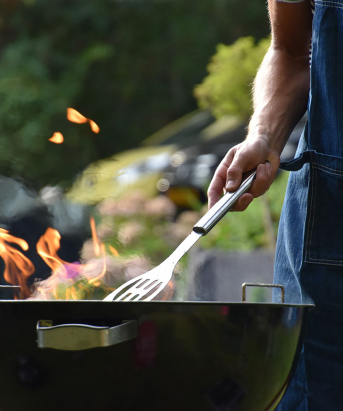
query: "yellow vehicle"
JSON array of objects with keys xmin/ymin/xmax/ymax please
[{"xmin": 66, "ymin": 111, "xmax": 216, "ymax": 205}]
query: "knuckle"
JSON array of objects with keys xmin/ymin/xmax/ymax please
[{"xmin": 226, "ymin": 165, "xmax": 242, "ymax": 177}]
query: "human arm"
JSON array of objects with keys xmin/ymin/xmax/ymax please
[{"xmin": 207, "ymin": 0, "xmax": 313, "ymax": 210}]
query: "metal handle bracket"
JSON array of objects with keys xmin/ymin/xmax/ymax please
[
  {"xmin": 37, "ymin": 320, "xmax": 138, "ymax": 351},
  {"xmin": 242, "ymin": 283, "xmax": 285, "ymax": 303}
]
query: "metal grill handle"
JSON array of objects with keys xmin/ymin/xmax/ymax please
[
  {"xmin": 242, "ymin": 283, "xmax": 285, "ymax": 303},
  {"xmin": 37, "ymin": 320, "xmax": 138, "ymax": 351}
]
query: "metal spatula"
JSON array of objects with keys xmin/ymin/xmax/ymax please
[{"xmin": 103, "ymin": 170, "xmax": 256, "ymax": 302}]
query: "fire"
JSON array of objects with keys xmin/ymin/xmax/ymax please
[
  {"xmin": 35, "ymin": 222, "xmax": 107, "ymax": 296},
  {"xmin": 90, "ymin": 217, "xmax": 101, "ymax": 257},
  {"xmin": 36, "ymin": 227, "xmax": 68, "ymax": 275},
  {"xmin": 49, "ymin": 132, "xmax": 64, "ymax": 144},
  {"xmin": 67, "ymin": 108, "xmax": 100, "ymax": 133},
  {"xmin": 88, "ymin": 119, "xmax": 100, "ymax": 134},
  {"xmin": 161, "ymin": 281, "xmax": 174, "ymax": 301},
  {"xmin": 109, "ymin": 245, "xmax": 119, "ymax": 257},
  {"xmin": 0, "ymin": 218, "xmax": 175, "ymax": 302},
  {"xmin": 48, "ymin": 109, "xmax": 99, "ymax": 146},
  {"xmin": 88, "ymin": 216, "xmax": 106, "ymax": 284},
  {"xmin": 0, "ymin": 228, "xmax": 35, "ymax": 298},
  {"xmin": 36, "ymin": 228, "xmax": 79, "ymax": 299},
  {"xmin": 67, "ymin": 108, "xmax": 88, "ymax": 124}
]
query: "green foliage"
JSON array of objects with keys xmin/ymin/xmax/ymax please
[
  {"xmin": 104, "ymin": 215, "xmax": 176, "ymax": 264},
  {"xmin": 200, "ymin": 193, "xmax": 266, "ymax": 251},
  {"xmin": 194, "ymin": 36, "xmax": 270, "ymax": 121},
  {"xmin": 0, "ymin": 0, "xmax": 269, "ymax": 188}
]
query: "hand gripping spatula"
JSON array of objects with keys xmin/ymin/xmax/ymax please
[{"xmin": 104, "ymin": 170, "xmax": 256, "ymax": 302}]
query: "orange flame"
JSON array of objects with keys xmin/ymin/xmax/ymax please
[
  {"xmin": 0, "ymin": 228, "xmax": 35, "ymax": 298},
  {"xmin": 88, "ymin": 119, "xmax": 100, "ymax": 134},
  {"xmin": 109, "ymin": 245, "xmax": 119, "ymax": 257},
  {"xmin": 67, "ymin": 108, "xmax": 88, "ymax": 124},
  {"xmin": 36, "ymin": 228, "xmax": 84, "ymax": 299},
  {"xmin": 1, "ymin": 213, "xmax": 177, "ymax": 302},
  {"xmin": 0, "ymin": 216, "xmax": 115, "ymax": 300},
  {"xmin": 88, "ymin": 217, "xmax": 106, "ymax": 284},
  {"xmin": 67, "ymin": 108, "xmax": 100, "ymax": 133},
  {"xmin": 35, "ymin": 220, "xmax": 107, "ymax": 297},
  {"xmin": 161, "ymin": 281, "xmax": 174, "ymax": 301},
  {"xmin": 49, "ymin": 132, "xmax": 64, "ymax": 144},
  {"xmin": 90, "ymin": 217, "xmax": 101, "ymax": 257},
  {"xmin": 36, "ymin": 227, "xmax": 67, "ymax": 274},
  {"xmin": 87, "ymin": 241, "xmax": 107, "ymax": 285}
]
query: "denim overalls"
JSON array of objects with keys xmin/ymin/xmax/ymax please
[{"xmin": 274, "ymin": 1, "xmax": 343, "ymax": 410}]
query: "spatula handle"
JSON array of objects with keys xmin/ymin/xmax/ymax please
[{"xmin": 193, "ymin": 169, "xmax": 256, "ymax": 235}]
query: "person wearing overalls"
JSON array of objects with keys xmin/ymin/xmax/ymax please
[{"xmin": 208, "ymin": 0, "xmax": 343, "ymax": 409}]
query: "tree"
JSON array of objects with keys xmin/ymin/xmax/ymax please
[
  {"xmin": 0, "ymin": 0, "xmax": 269, "ymax": 188},
  {"xmin": 194, "ymin": 36, "xmax": 270, "ymax": 121}
]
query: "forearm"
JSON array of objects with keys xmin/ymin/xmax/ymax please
[
  {"xmin": 207, "ymin": 0, "xmax": 312, "ymax": 209},
  {"xmin": 248, "ymin": 45, "xmax": 310, "ymax": 155},
  {"xmin": 208, "ymin": 47, "xmax": 310, "ymax": 209}
]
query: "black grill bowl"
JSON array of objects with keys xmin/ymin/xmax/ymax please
[{"xmin": 0, "ymin": 300, "xmax": 312, "ymax": 411}]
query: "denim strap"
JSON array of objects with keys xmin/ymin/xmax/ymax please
[{"xmin": 280, "ymin": 150, "xmax": 312, "ymax": 171}]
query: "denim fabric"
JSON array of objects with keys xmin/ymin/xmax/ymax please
[
  {"xmin": 274, "ymin": 1, "xmax": 343, "ymax": 410},
  {"xmin": 275, "ymin": 350, "xmax": 308, "ymax": 411}
]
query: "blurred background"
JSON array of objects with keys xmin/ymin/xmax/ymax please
[{"xmin": 0, "ymin": 0, "xmax": 303, "ymax": 301}]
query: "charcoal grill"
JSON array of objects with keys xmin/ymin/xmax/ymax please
[{"xmin": 0, "ymin": 283, "xmax": 312, "ymax": 411}]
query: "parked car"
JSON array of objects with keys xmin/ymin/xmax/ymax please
[
  {"xmin": 66, "ymin": 110, "xmax": 216, "ymax": 205},
  {"xmin": 158, "ymin": 116, "xmax": 306, "ymax": 208}
]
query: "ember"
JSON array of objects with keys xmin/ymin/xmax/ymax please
[
  {"xmin": 67, "ymin": 108, "xmax": 100, "ymax": 133},
  {"xmin": 88, "ymin": 119, "xmax": 100, "ymax": 134},
  {"xmin": 49, "ymin": 132, "xmax": 64, "ymax": 144}
]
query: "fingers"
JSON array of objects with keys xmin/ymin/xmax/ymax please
[
  {"xmin": 225, "ymin": 156, "xmax": 252, "ymax": 192},
  {"xmin": 208, "ymin": 189, "xmax": 221, "ymax": 210},
  {"xmin": 230, "ymin": 163, "xmax": 272, "ymax": 211},
  {"xmin": 208, "ymin": 150, "xmax": 235, "ymax": 209},
  {"xmin": 208, "ymin": 139, "xmax": 281, "ymax": 211},
  {"xmin": 230, "ymin": 193, "xmax": 254, "ymax": 212},
  {"xmin": 249, "ymin": 162, "xmax": 273, "ymax": 197}
]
